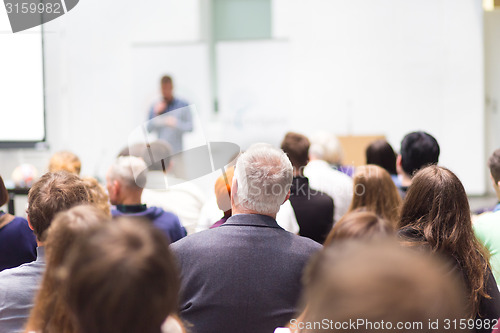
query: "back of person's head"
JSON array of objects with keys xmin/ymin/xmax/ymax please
[
  {"xmin": 0, "ymin": 175, "xmax": 8, "ymax": 208},
  {"xmin": 365, "ymin": 139, "xmax": 397, "ymax": 175},
  {"xmin": 26, "ymin": 205, "xmax": 110, "ymax": 333},
  {"xmin": 488, "ymin": 148, "xmax": 500, "ymax": 186},
  {"xmin": 298, "ymin": 239, "xmax": 468, "ymax": 333},
  {"xmin": 348, "ymin": 165, "xmax": 401, "ymax": 227},
  {"xmin": 82, "ymin": 177, "xmax": 111, "ymax": 218},
  {"xmin": 62, "ymin": 218, "xmax": 179, "ymax": 333},
  {"xmin": 107, "ymin": 156, "xmax": 147, "ymax": 190},
  {"xmin": 48, "ymin": 151, "xmax": 81, "ymax": 175},
  {"xmin": 309, "ymin": 131, "xmax": 343, "ymax": 165},
  {"xmin": 233, "ymin": 143, "xmax": 293, "ymax": 215},
  {"xmin": 46, "ymin": 205, "xmax": 110, "ymax": 267},
  {"xmin": 399, "ymin": 165, "xmax": 473, "ymax": 246},
  {"xmin": 140, "ymin": 140, "xmax": 173, "ymax": 172},
  {"xmin": 399, "ymin": 131, "xmax": 440, "ymax": 177},
  {"xmin": 215, "ymin": 166, "xmax": 235, "ymax": 213},
  {"xmin": 323, "ymin": 209, "xmax": 393, "ymax": 246},
  {"xmin": 281, "ymin": 132, "xmax": 310, "ymax": 170},
  {"xmin": 398, "ymin": 165, "xmax": 489, "ymax": 318},
  {"xmin": 27, "ymin": 171, "xmax": 90, "ymax": 242}
]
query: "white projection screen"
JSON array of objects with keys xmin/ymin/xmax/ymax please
[{"xmin": 0, "ymin": 9, "xmax": 45, "ymax": 147}]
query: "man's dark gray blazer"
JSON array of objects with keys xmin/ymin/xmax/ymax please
[{"xmin": 170, "ymin": 213, "xmax": 322, "ymax": 333}]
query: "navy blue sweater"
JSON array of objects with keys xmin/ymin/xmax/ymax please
[
  {"xmin": 111, "ymin": 204, "xmax": 186, "ymax": 243},
  {"xmin": 0, "ymin": 213, "xmax": 37, "ymax": 272}
]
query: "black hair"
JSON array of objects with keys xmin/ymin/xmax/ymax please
[
  {"xmin": 400, "ymin": 131, "xmax": 440, "ymax": 177},
  {"xmin": 366, "ymin": 139, "xmax": 397, "ymax": 175}
]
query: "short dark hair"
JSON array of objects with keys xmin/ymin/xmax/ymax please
[
  {"xmin": 366, "ymin": 139, "xmax": 397, "ymax": 175},
  {"xmin": 27, "ymin": 172, "xmax": 90, "ymax": 242},
  {"xmin": 63, "ymin": 218, "xmax": 179, "ymax": 333},
  {"xmin": 161, "ymin": 75, "xmax": 173, "ymax": 86},
  {"xmin": 488, "ymin": 148, "xmax": 500, "ymax": 184},
  {"xmin": 281, "ymin": 132, "xmax": 310, "ymax": 168},
  {"xmin": 400, "ymin": 131, "xmax": 440, "ymax": 177},
  {"xmin": 0, "ymin": 176, "xmax": 9, "ymax": 207}
]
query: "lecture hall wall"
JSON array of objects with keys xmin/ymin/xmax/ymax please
[{"xmin": 0, "ymin": 0, "xmax": 495, "ymax": 196}]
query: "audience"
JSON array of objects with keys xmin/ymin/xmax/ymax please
[
  {"xmin": 210, "ymin": 166, "xmax": 234, "ymax": 229},
  {"xmin": 323, "ymin": 209, "xmax": 393, "ymax": 246},
  {"xmin": 474, "ymin": 148, "xmax": 500, "ymax": 285},
  {"xmin": 24, "ymin": 205, "xmax": 110, "ymax": 333},
  {"xmin": 281, "ymin": 132, "xmax": 334, "ymax": 244},
  {"xmin": 137, "ymin": 140, "xmax": 206, "ymax": 235},
  {"xmin": 106, "ymin": 156, "xmax": 186, "ymax": 243},
  {"xmin": 1, "ymin": 133, "xmax": 495, "ymax": 333},
  {"xmin": 276, "ymin": 239, "xmax": 468, "ymax": 333},
  {"xmin": 305, "ymin": 133, "xmax": 353, "ymax": 223},
  {"xmin": 61, "ymin": 217, "xmax": 183, "ymax": 333},
  {"xmin": 171, "ymin": 143, "xmax": 322, "ymax": 333},
  {"xmin": 0, "ymin": 172, "xmax": 90, "ymax": 333},
  {"xmin": 398, "ymin": 166, "xmax": 500, "ymax": 332},
  {"xmin": 396, "ymin": 131, "xmax": 440, "ymax": 197},
  {"xmin": 365, "ymin": 139, "xmax": 399, "ymax": 185},
  {"xmin": 347, "ymin": 165, "xmax": 402, "ymax": 228},
  {"xmin": 48, "ymin": 151, "xmax": 81, "ymax": 175},
  {"xmin": 0, "ymin": 175, "xmax": 37, "ymax": 272}
]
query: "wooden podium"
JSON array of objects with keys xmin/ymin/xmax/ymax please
[{"xmin": 337, "ymin": 135, "xmax": 386, "ymax": 167}]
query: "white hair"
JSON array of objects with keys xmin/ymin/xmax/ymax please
[
  {"xmin": 107, "ymin": 156, "xmax": 147, "ymax": 189},
  {"xmin": 309, "ymin": 131, "xmax": 343, "ymax": 165},
  {"xmin": 234, "ymin": 143, "xmax": 293, "ymax": 215}
]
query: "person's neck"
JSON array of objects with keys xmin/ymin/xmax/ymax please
[
  {"xmin": 495, "ymin": 187, "xmax": 500, "ymax": 203},
  {"xmin": 293, "ymin": 167, "xmax": 305, "ymax": 177},
  {"xmin": 400, "ymin": 173, "xmax": 412, "ymax": 187},
  {"xmin": 232, "ymin": 207, "xmax": 277, "ymax": 220},
  {"xmin": 119, "ymin": 194, "xmax": 143, "ymax": 206},
  {"xmin": 164, "ymin": 96, "xmax": 174, "ymax": 103}
]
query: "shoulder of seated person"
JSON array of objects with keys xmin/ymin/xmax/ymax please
[{"xmin": 474, "ymin": 211, "xmax": 500, "ymax": 224}]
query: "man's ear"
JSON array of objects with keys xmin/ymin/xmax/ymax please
[
  {"xmin": 396, "ymin": 154, "xmax": 402, "ymax": 167},
  {"xmin": 396, "ymin": 154, "xmax": 404, "ymax": 175},
  {"xmin": 27, "ymin": 215, "xmax": 34, "ymax": 231},
  {"xmin": 282, "ymin": 190, "xmax": 291, "ymax": 204},
  {"xmin": 230, "ymin": 178, "xmax": 238, "ymax": 207},
  {"xmin": 113, "ymin": 180, "xmax": 121, "ymax": 196}
]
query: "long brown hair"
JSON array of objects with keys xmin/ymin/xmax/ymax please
[
  {"xmin": 25, "ymin": 205, "xmax": 110, "ymax": 333},
  {"xmin": 398, "ymin": 165, "xmax": 490, "ymax": 318},
  {"xmin": 348, "ymin": 165, "xmax": 402, "ymax": 228}
]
